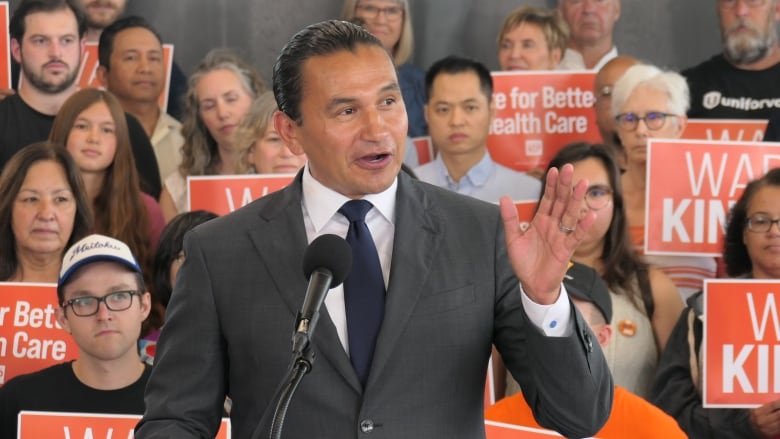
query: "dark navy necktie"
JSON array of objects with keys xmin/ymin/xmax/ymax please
[{"xmin": 339, "ymin": 200, "xmax": 386, "ymax": 386}]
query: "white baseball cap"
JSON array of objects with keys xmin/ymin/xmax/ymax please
[{"xmin": 59, "ymin": 234, "xmax": 141, "ymax": 288}]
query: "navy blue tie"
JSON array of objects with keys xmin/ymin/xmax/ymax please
[{"xmin": 339, "ymin": 200, "xmax": 385, "ymax": 386}]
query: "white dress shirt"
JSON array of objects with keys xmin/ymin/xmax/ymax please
[{"xmin": 299, "ymin": 164, "xmax": 572, "ymax": 354}]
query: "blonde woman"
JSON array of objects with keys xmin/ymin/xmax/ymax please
[
  {"xmin": 234, "ymin": 91, "xmax": 307, "ymax": 174},
  {"xmin": 159, "ymin": 49, "xmax": 265, "ymax": 221}
]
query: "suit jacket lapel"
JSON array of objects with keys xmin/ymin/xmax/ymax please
[
  {"xmin": 247, "ymin": 173, "xmax": 362, "ymax": 393},
  {"xmin": 367, "ymin": 174, "xmax": 442, "ymax": 388}
]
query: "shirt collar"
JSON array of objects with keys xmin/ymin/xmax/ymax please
[
  {"xmin": 436, "ymin": 151, "xmax": 494, "ymax": 188},
  {"xmin": 301, "ymin": 163, "xmax": 397, "ymax": 232}
]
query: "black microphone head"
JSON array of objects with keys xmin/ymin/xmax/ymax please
[{"xmin": 302, "ymin": 234, "xmax": 352, "ymax": 287}]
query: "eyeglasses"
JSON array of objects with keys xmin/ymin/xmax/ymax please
[
  {"xmin": 585, "ymin": 185, "xmax": 613, "ymax": 211},
  {"xmin": 745, "ymin": 214, "xmax": 780, "ymax": 233},
  {"xmin": 614, "ymin": 112, "xmax": 676, "ymax": 131},
  {"xmin": 355, "ymin": 4, "xmax": 404, "ymax": 22},
  {"xmin": 62, "ymin": 290, "xmax": 140, "ymax": 317},
  {"xmin": 719, "ymin": 0, "xmax": 766, "ymax": 9}
]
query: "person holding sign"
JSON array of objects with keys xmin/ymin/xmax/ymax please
[
  {"xmin": 48, "ymin": 88, "xmax": 165, "ymax": 302},
  {"xmin": 136, "ymin": 20, "xmax": 612, "ymax": 439},
  {"xmin": 0, "ymin": 0, "xmax": 163, "ymax": 199},
  {"xmin": 97, "ymin": 15, "xmax": 185, "ymax": 182},
  {"xmin": 0, "ymin": 142, "xmax": 92, "ymax": 282},
  {"xmin": 414, "ymin": 55, "xmax": 542, "ymax": 203},
  {"xmin": 234, "ymin": 90, "xmax": 307, "ymax": 175},
  {"xmin": 652, "ymin": 168, "xmax": 780, "ymax": 438},
  {"xmin": 76, "ymin": 0, "xmax": 188, "ymax": 121},
  {"xmin": 487, "ymin": 261, "xmax": 687, "ymax": 439},
  {"xmin": 158, "ymin": 48, "xmax": 265, "ymax": 222},
  {"xmin": 496, "ymin": 6, "xmax": 568, "ymax": 72},
  {"xmin": 0, "ymin": 233, "xmax": 152, "ymax": 439},
  {"xmin": 543, "ymin": 142, "xmax": 681, "ymax": 399},
  {"xmin": 613, "ymin": 63, "xmax": 718, "ymax": 300}
]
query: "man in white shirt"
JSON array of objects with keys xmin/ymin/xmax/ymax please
[
  {"xmin": 557, "ymin": 0, "xmax": 621, "ymax": 71},
  {"xmin": 415, "ymin": 55, "xmax": 541, "ymax": 203},
  {"xmin": 136, "ymin": 20, "xmax": 612, "ymax": 439},
  {"xmin": 97, "ymin": 16, "xmax": 184, "ymax": 180}
]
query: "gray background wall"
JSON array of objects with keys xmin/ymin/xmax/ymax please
[{"xmin": 8, "ymin": 0, "xmax": 725, "ymax": 83}]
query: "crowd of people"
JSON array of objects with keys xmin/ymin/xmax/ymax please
[{"xmin": 0, "ymin": 0, "xmax": 779, "ymax": 438}]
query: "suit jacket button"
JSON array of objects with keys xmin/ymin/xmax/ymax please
[{"xmin": 360, "ymin": 419, "xmax": 374, "ymax": 433}]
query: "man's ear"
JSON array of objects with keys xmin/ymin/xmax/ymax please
[
  {"xmin": 595, "ymin": 323, "xmax": 613, "ymax": 348},
  {"xmin": 139, "ymin": 291, "xmax": 152, "ymax": 320},
  {"xmin": 274, "ymin": 110, "xmax": 305, "ymax": 156},
  {"xmin": 96, "ymin": 65, "xmax": 109, "ymax": 88},
  {"xmin": 55, "ymin": 307, "xmax": 71, "ymax": 334},
  {"xmin": 11, "ymin": 38, "xmax": 21, "ymax": 64}
]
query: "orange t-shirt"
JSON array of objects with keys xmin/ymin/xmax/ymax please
[{"xmin": 485, "ymin": 386, "xmax": 686, "ymax": 439}]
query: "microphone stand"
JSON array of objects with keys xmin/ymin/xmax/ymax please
[
  {"xmin": 269, "ymin": 339, "xmax": 315, "ymax": 439},
  {"xmin": 265, "ymin": 270, "xmax": 329, "ymax": 439}
]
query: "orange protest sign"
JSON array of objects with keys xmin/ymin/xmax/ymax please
[
  {"xmin": 488, "ymin": 71, "xmax": 601, "ymax": 173},
  {"xmin": 187, "ymin": 174, "xmax": 296, "ymax": 216},
  {"xmin": 76, "ymin": 42, "xmax": 175, "ymax": 111},
  {"xmin": 703, "ymin": 280, "xmax": 780, "ymax": 407},
  {"xmin": 18, "ymin": 411, "xmax": 232, "ymax": 438},
  {"xmin": 682, "ymin": 119, "xmax": 767, "ymax": 143},
  {"xmin": 0, "ymin": 2, "xmax": 10, "ymax": 89},
  {"xmin": 485, "ymin": 420, "xmax": 565, "ymax": 438},
  {"xmin": 645, "ymin": 139, "xmax": 780, "ymax": 256},
  {"xmin": 411, "ymin": 136, "xmax": 434, "ymax": 165},
  {"xmin": 0, "ymin": 283, "xmax": 78, "ymax": 386}
]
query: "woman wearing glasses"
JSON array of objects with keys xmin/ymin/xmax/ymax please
[
  {"xmin": 542, "ymin": 142, "xmax": 682, "ymax": 399},
  {"xmin": 653, "ymin": 168, "xmax": 780, "ymax": 438},
  {"xmin": 612, "ymin": 63, "xmax": 717, "ymax": 301},
  {"xmin": 341, "ymin": 0, "xmax": 427, "ymax": 138}
]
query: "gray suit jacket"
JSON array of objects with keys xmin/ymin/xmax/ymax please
[{"xmin": 136, "ymin": 171, "xmax": 612, "ymax": 439}]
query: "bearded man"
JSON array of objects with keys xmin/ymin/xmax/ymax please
[{"xmin": 683, "ymin": 0, "xmax": 780, "ymax": 119}]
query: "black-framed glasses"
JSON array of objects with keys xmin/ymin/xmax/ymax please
[
  {"xmin": 355, "ymin": 4, "xmax": 404, "ymax": 22},
  {"xmin": 585, "ymin": 185, "xmax": 613, "ymax": 211},
  {"xmin": 62, "ymin": 290, "xmax": 140, "ymax": 317},
  {"xmin": 614, "ymin": 112, "xmax": 676, "ymax": 131},
  {"xmin": 745, "ymin": 214, "xmax": 780, "ymax": 233}
]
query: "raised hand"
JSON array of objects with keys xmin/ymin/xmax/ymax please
[{"xmin": 499, "ymin": 164, "xmax": 595, "ymax": 304}]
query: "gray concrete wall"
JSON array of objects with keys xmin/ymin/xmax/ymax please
[{"xmin": 8, "ymin": 0, "xmax": 726, "ymax": 82}]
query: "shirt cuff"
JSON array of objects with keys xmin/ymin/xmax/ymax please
[{"xmin": 520, "ymin": 283, "xmax": 572, "ymax": 337}]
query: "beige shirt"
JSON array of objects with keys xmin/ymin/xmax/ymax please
[{"xmin": 150, "ymin": 110, "xmax": 184, "ymax": 181}]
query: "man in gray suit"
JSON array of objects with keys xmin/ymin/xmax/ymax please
[{"xmin": 136, "ymin": 20, "xmax": 612, "ymax": 439}]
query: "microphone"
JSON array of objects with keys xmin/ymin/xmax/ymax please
[{"xmin": 293, "ymin": 234, "xmax": 352, "ymax": 354}]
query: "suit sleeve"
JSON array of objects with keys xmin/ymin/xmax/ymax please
[
  {"xmin": 135, "ymin": 230, "xmax": 226, "ymax": 438},
  {"xmin": 492, "ymin": 215, "xmax": 613, "ymax": 438},
  {"xmin": 651, "ymin": 308, "xmax": 760, "ymax": 439}
]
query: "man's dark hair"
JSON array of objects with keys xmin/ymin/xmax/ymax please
[
  {"xmin": 425, "ymin": 55, "xmax": 494, "ymax": 103},
  {"xmin": 272, "ymin": 19, "xmax": 386, "ymax": 125},
  {"xmin": 10, "ymin": 0, "xmax": 86, "ymax": 42},
  {"xmin": 99, "ymin": 15, "xmax": 163, "ymax": 71}
]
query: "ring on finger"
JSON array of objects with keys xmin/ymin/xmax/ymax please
[{"xmin": 559, "ymin": 222, "xmax": 576, "ymax": 234}]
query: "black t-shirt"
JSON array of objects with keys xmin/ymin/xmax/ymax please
[
  {"xmin": 0, "ymin": 94, "xmax": 162, "ymax": 198},
  {"xmin": 683, "ymin": 54, "xmax": 780, "ymax": 120},
  {"xmin": 0, "ymin": 361, "xmax": 151, "ymax": 439}
]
